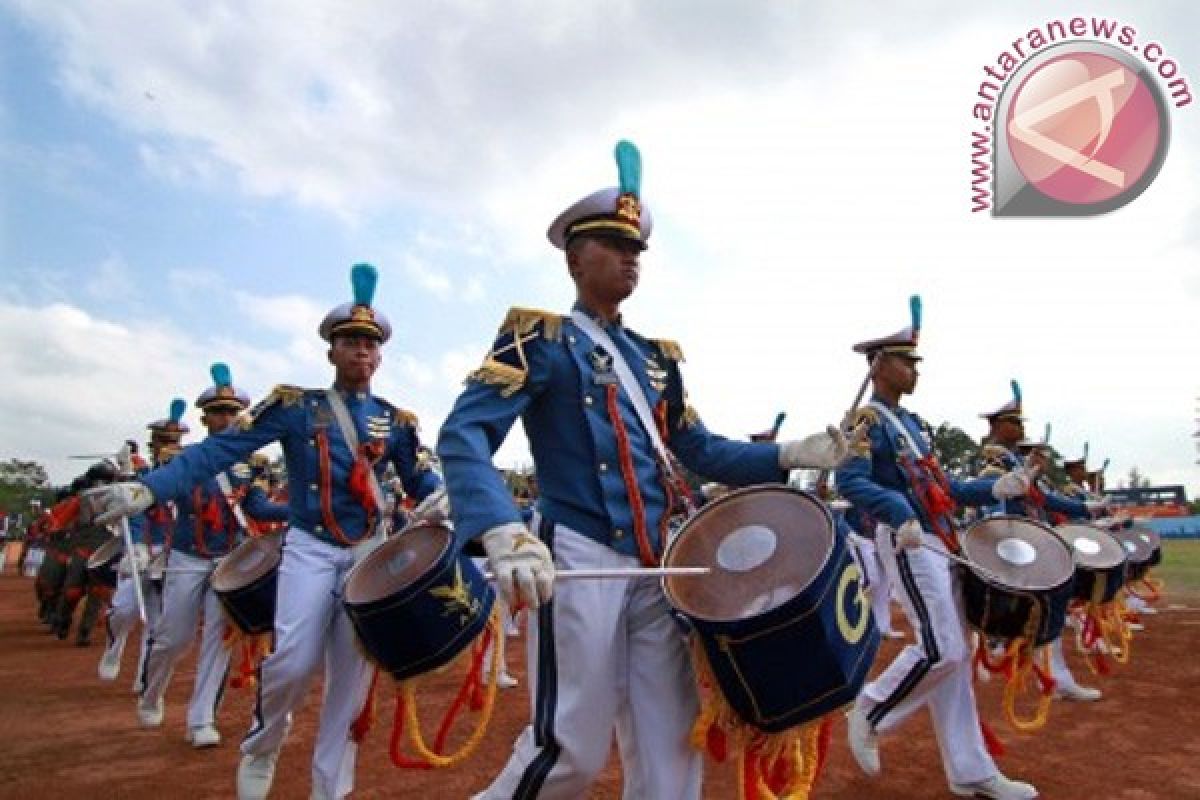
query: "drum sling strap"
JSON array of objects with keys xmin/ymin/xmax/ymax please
[
  {"xmin": 215, "ymin": 472, "xmax": 250, "ymax": 534},
  {"xmin": 571, "ymin": 311, "xmax": 694, "ymax": 562},
  {"xmin": 867, "ymin": 401, "xmax": 959, "ymax": 554},
  {"xmin": 325, "ymin": 389, "xmax": 390, "ymax": 539}
]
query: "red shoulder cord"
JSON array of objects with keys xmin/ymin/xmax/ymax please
[
  {"xmin": 315, "ymin": 429, "xmax": 378, "ymax": 546},
  {"xmin": 898, "ymin": 453, "xmax": 960, "ymax": 553},
  {"xmin": 605, "ymin": 384, "xmax": 658, "ymax": 567}
]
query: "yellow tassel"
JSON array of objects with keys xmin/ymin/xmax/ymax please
[
  {"xmin": 466, "ymin": 359, "xmax": 528, "ymax": 397},
  {"xmin": 500, "ymin": 307, "xmax": 562, "ymax": 342},
  {"xmin": 399, "ymin": 608, "xmax": 502, "ymax": 768},
  {"xmin": 1001, "ymin": 639, "xmax": 1052, "ymax": 732}
]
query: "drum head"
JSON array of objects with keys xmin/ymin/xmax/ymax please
[
  {"xmin": 212, "ymin": 532, "xmax": 283, "ymax": 592},
  {"xmin": 1113, "ymin": 527, "xmax": 1155, "ymax": 565},
  {"xmin": 663, "ymin": 485, "xmax": 833, "ymax": 623},
  {"xmin": 343, "ymin": 523, "xmax": 451, "ymax": 606},
  {"xmin": 1054, "ymin": 524, "xmax": 1126, "ymax": 570},
  {"xmin": 87, "ymin": 537, "xmax": 123, "ymax": 570},
  {"xmin": 962, "ymin": 516, "xmax": 1074, "ymax": 591}
]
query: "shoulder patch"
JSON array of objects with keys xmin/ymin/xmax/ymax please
[
  {"xmin": 649, "ymin": 338, "xmax": 684, "ymax": 362},
  {"xmin": 239, "ymin": 384, "xmax": 306, "ymax": 430},
  {"xmin": 467, "ymin": 307, "xmax": 563, "ymax": 397}
]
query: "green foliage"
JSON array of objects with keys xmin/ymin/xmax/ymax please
[
  {"xmin": 929, "ymin": 422, "xmax": 980, "ymax": 475},
  {"xmin": 0, "ymin": 459, "xmax": 55, "ymax": 534}
]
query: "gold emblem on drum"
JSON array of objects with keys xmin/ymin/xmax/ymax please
[
  {"xmin": 431, "ymin": 563, "xmax": 481, "ymax": 625},
  {"xmin": 836, "ymin": 563, "xmax": 869, "ymax": 645}
]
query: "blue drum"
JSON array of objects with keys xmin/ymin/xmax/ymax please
[
  {"xmin": 211, "ymin": 532, "xmax": 282, "ymax": 636},
  {"xmin": 663, "ymin": 485, "xmax": 879, "ymax": 734},
  {"xmin": 343, "ymin": 521, "xmax": 495, "ymax": 682},
  {"xmin": 86, "ymin": 537, "xmax": 122, "ymax": 590},
  {"xmin": 959, "ymin": 516, "xmax": 1075, "ymax": 646},
  {"xmin": 1054, "ymin": 523, "xmax": 1127, "ymax": 605}
]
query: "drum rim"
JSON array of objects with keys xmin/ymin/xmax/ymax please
[
  {"xmin": 1112, "ymin": 527, "xmax": 1156, "ymax": 565},
  {"xmin": 342, "ymin": 521, "xmax": 453, "ymax": 607},
  {"xmin": 962, "ymin": 514, "xmax": 1075, "ymax": 592},
  {"xmin": 211, "ymin": 531, "xmax": 284, "ymax": 592},
  {"xmin": 1053, "ymin": 523, "xmax": 1127, "ymax": 571},
  {"xmin": 662, "ymin": 483, "xmax": 835, "ymax": 623}
]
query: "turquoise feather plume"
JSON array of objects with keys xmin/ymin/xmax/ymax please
[
  {"xmin": 909, "ymin": 295, "xmax": 922, "ymax": 332},
  {"xmin": 1083, "ymin": 442, "xmax": 1089, "ymax": 461},
  {"xmin": 1043, "ymin": 422, "xmax": 1051, "ymax": 444},
  {"xmin": 169, "ymin": 397, "xmax": 186, "ymax": 423},
  {"xmin": 1010, "ymin": 379, "xmax": 1022, "ymax": 405},
  {"xmin": 210, "ymin": 362, "xmax": 232, "ymax": 388},
  {"xmin": 771, "ymin": 411, "xmax": 787, "ymax": 437},
  {"xmin": 1101, "ymin": 457, "xmax": 1110, "ymax": 471},
  {"xmin": 351, "ymin": 263, "xmax": 378, "ymax": 307},
  {"xmin": 615, "ymin": 140, "xmax": 641, "ymax": 197}
]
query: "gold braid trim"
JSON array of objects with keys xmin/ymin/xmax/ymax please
[
  {"xmin": 500, "ymin": 307, "xmax": 563, "ymax": 342},
  {"xmin": 467, "ymin": 360, "xmax": 528, "ymax": 398},
  {"xmin": 393, "ymin": 408, "xmax": 419, "ymax": 428},
  {"xmin": 850, "ymin": 407, "xmax": 879, "ymax": 457},
  {"xmin": 651, "ymin": 338, "xmax": 685, "ymax": 362},
  {"xmin": 238, "ymin": 385, "xmax": 305, "ymax": 430},
  {"xmin": 680, "ymin": 404, "xmax": 702, "ymax": 430}
]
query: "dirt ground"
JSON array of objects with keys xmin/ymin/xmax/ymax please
[{"xmin": 0, "ymin": 571, "xmax": 1197, "ymax": 799}]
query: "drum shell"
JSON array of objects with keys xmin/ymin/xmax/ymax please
[
  {"xmin": 667, "ymin": 489, "xmax": 879, "ymax": 734},
  {"xmin": 215, "ymin": 569, "xmax": 278, "ymax": 636},
  {"xmin": 212, "ymin": 533, "xmax": 283, "ymax": 636},
  {"xmin": 86, "ymin": 539, "xmax": 122, "ymax": 590},
  {"xmin": 1112, "ymin": 528, "xmax": 1158, "ymax": 582},
  {"xmin": 343, "ymin": 529, "xmax": 495, "ymax": 682},
  {"xmin": 1072, "ymin": 562, "xmax": 1127, "ymax": 605}
]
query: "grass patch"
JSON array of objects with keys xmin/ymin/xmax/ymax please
[{"xmin": 1154, "ymin": 539, "xmax": 1200, "ymax": 597}]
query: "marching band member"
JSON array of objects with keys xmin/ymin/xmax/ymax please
[
  {"xmin": 54, "ymin": 461, "xmax": 122, "ymax": 646},
  {"xmin": 437, "ymin": 140, "xmax": 848, "ymax": 799},
  {"xmin": 978, "ymin": 394, "xmax": 1107, "ymax": 703},
  {"xmin": 836, "ymin": 307, "xmax": 1040, "ymax": 800},
  {"xmin": 92, "ymin": 264, "xmax": 440, "ymax": 799},
  {"xmin": 134, "ymin": 365, "xmax": 287, "ymax": 748},
  {"xmin": 98, "ymin": 402, "xmax": 187, "ymax": 690}
]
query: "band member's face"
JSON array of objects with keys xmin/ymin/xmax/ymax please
[
  {"xmin": 329, "ymin": 334, "xmax": 382, "ymax": 384},
  {"xmin": 1066, "ymin": 465, "xmax": 1086, "ymax": 483},
  {"xmin": 991, "ymin": 416, "xmax": 1024, "ymax": 446},
  {"xmin": 201, "ymin": 408, "xmax": 239, "ymax": 435},
  {"xmin": 878, "ymin": 354, "xmax": 919, "ymax": 395},
  {"xmin": 1026, "ymin": 448, "xmax": 1049, "ymax": 471},
  {"xmin": 568, "ymin": 236, "xmax": 642, "ymax": 306}
]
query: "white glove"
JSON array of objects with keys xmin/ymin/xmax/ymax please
[
  {"xmin": 88, "ymin": 482, "xmax": 156, "ymax": 526},
  {"xmin": 482, "ymin": 522, "xmax": 555, "ymax": 610},
  {"xmin": 119, "ymin": 542, "xmax": 151, "ymax": 575},
  {"xmin": 1085, "ymin": 499, "xmax": 1112, "ymax": 516},
  {"xmin": 992, "ymin": 470, "xmax": 1031, "ymax": 500},
  {"xmin": 895, "ymin": 519, "xmax": 923, "ymax": 550},
  {"xmin": 778, "ymin": 426, "xmax": 850, "ymax": 470}
]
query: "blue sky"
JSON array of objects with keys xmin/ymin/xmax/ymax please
[{"xmin": 2, "ymin": 1, "xmax": 1198, "ymax": 491}]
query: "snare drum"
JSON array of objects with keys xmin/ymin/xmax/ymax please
[
  {"xmin": 662, "ymin": 485, "xmax": 879, "ymax": 734},
  {"xmin": 1112, "ymin": 527, "xmax": 1159, "ymax": 581},
  {"xmin": 343, "ymin": 522, "xmax": 494, "ymax": 681},
  {"xmin": 959, "ymin": 516, "xmax": 1075, "ymax": 646},
  {"xmin": 211, "ymin": 532, "xmax": 283, "ymax": 636},
  {"xmin": 86, "ymin": 537, "xmax": 123, "ymax": 589},
  {"xmin": 1054, "ymin": 524, "xmax": 1127, "ymax": 605}
]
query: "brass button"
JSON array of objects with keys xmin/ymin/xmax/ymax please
[
  {"xmin": 614, "ymin": 528, "xmax": 625, "ymax": 539},
  {"xmin": 309, "ymin": 483, "xmax": 318, "ymax": 491},
  {"xmin": 598, "ymin": 462, "xmax": 608, "ymax": 472},
  {"xmin": 584, "ymin": 396, "xmax": 594, "ymax": 406},
  {"xmin": 314, "ymin": 524, "xmax": 324, "ymax": 533}
]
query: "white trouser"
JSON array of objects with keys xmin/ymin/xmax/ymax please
[
  {"xmin": 1048, "ymin": 636, "xmax": 1081, "ymax": 689},
  {"xmin": 141, "ymin": 550, "xmax": 228, "ymax": 730},
  {"xmin": 852, "ymin": 532, "xmax": 897, "ymax": 635},
  {"xmin": 241, "ymin": 528, "xmax": 378, "ymax": 800},
  {"xmin": 860, "ymin": 527, "xmax": 995, "ymax": 786},
  {"xmin": 476, "ymin": 520, "xmax": 702, "ymax": 800},
  {"xmin": 104, "ymin": 573, "xmax": 162, "ymax": 690},
  {"xmin": 473, "ymin": 556, "xmax": 515, "ymax": 679}
]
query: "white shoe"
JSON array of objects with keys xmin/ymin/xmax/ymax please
[
  {"xmin": 137, "ymin": 697, "xmax": 164, "ymax": 728},
  {"xmin": 1140, "ymin": 606, "xmax": 1158, "ymax": 615},
  {"xmin": 846, "ymin": 706, "xmax": 880, "ymax": 777},
  {"xmin": 881, "ymin": 630, "xmax": 905, "ymax": 640},
  {"xmin": 496, "ymin": 672, "xmax": 518, "ymax": 689},
  {"xmin": 1128, "ymin": 622, "xmax": 1145, "ymax": 632},
  {"xmin": 1055, "ymin": 683, "xmax": 1102, "ymax": 702},
  {"xmin": 189, "ymin": 724, "xmax": 221, "ymax": 748},
  {"xmin": 237, "ymin": 751, "xmax": 280, "ymax": 800},
  {"xmin": 950, "ymin": 773, "xmax": 1038, "ymax": 799},
  {"xmin": 98, "ymin": 649, "xmax": 121, "ymax": 681}
]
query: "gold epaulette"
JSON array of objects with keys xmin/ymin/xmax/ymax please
[
  {"xmin": 680, "ymin": 404, "xmax": 702, "ymax": 430},
  {"xmin": 499, "ymin": 307, "xmax": 563, "ymax": 343},
  {"xmin": 651, "ymin": 338, "xmax": 684, "ymax": 362},
  {"xmin": 849, "ymin": 407, "xmax": 879, "ymax": 456},
  {"xmin": 393, "ymin": 408, "xmax": 419, "ymax": 428},
  {"xmin": 467, "ymin": 307, "xmax": 563, "ymax": 397},
  {"xmin": 980, "ymin": 444, "xmax": 1009, "ymax": 463},
  {"xmin": 230, "ymin": 463, "xmax": 252, "ymax": 480},
  {"xmin": 238, "ymin": 384, "xmax": 305, "ymax": 430}
]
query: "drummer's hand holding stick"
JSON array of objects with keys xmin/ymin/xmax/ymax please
[
  {"xmin": 778, "ymin": 425, "xmax": 853, "ymax": 471},
  {"xmin": 482, "ymin": 523, "xmax": 556, "ymax": 611},
  {"xmin": 895, "ymin": 519, "xmax": 924, "ymax": 550},
  {"xmin": 88, "ymin": 482, "xmax": 157, "ymax": 623},
  {"xmin": 992, "ymin": 469, "xmax": 1033, "ymax": 500}
]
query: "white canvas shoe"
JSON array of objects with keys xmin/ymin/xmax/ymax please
[
  {"xmin": 136, "ymin": 697, "xmax": 164, "ymax": 728},
  {"xmin": 98, "ymin": 648, "xmax": 121, "ymax": 681},
  {"xmin": 189, "ymin": 724, "xmax": 221, "ymax": 748},
  {"xmin": 950, "ymin": 772, "xmax": 1038, "ymax": 799},
  {"xmin": 237, "ymin": 751, "xmax": 281, "ymax": 800},
  {"xmin": 846, "ymin": 706, "xmax": 881, "ymax": 777},
  {"xmin": 1055, "ymin": 683, "xmax": 1102, "ymax": 702}
]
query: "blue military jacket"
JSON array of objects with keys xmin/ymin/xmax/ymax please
[
  {"xmin": 167, "ymin": 464, "xmax": 288, "ymax": 558},
  {"xmin": 141, "ymin": 386, "xmax": 440, "ymax": 548},
  {"xmin": 437, "ymin": 305, "xmax": 785, "ymax": 559},
  {"xmin": 129, "ymin": 501, "xmax": 174, "ymax": 553},
  {"xmin": 978, "ymin": 446, "xmax": 1089, "ymax": 521},
  {"xmin": 836, "ymin": 396, "xmax": 996, "ymax": 531}
]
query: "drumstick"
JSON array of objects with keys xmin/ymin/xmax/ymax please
[
  {"xmin": 116, "ymin": 517, "xmax": 148, "ymax": 624},
  {"xmin": 484, "ymin": 566, "xmax": 711, "ymax": 581}
]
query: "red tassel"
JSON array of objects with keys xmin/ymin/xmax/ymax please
[
  {"xmin": 350, "ymin": 668, "xmax": 380, "ymax": 744},
  {"xmin": 741, "ymin": 746, "xmax": 762, "ymax": 800},
  {"xmin": 706, "ymin": 724, "xmax": 728, "ymax": 762},
  {"xmin": 815, "ymin": 716, "xmax": 834, "ymax": 780},
  {"xmin": 389, "ymin": 693, "xmax": 432, "ymax": 770},
  {"xmin": 980, "ymin": 720, "xmax": 1006, "ymax": 757},
  {"xmin": 1093, "ymin": 653, "xmax": 1112, "ymax": 676}
]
